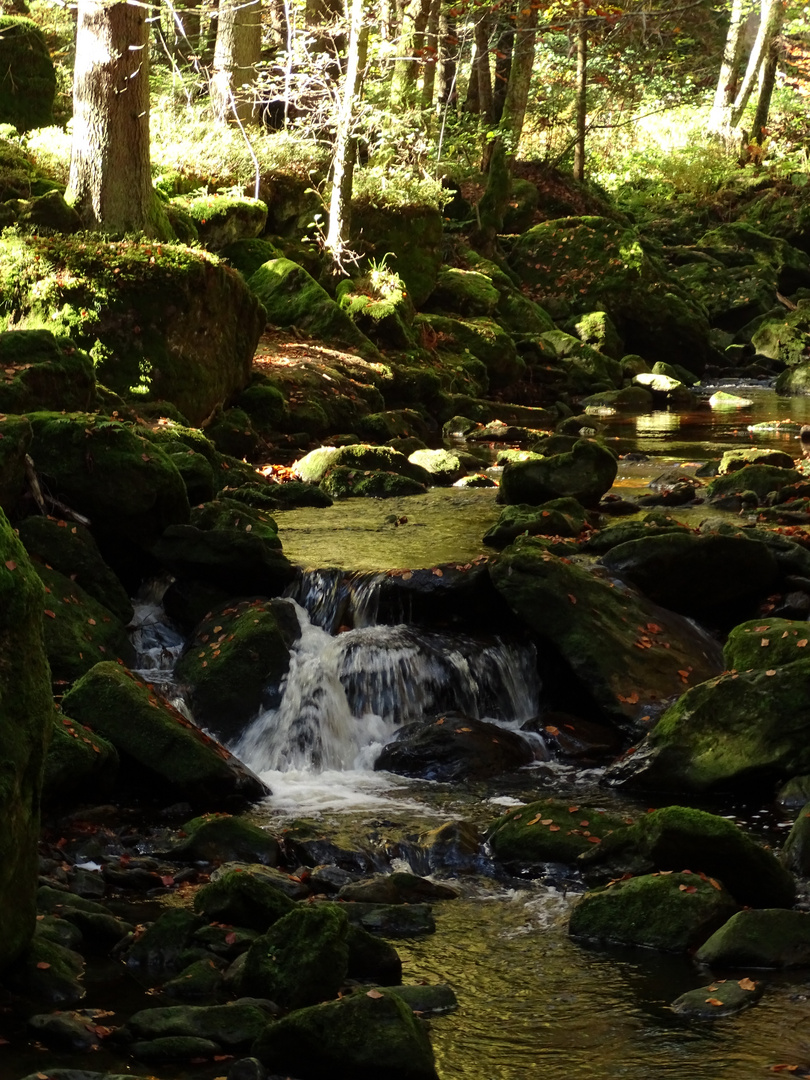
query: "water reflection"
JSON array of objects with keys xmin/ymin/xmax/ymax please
[{"xmin": 635, "ymin": 411, "xmax": 682, "ymax": 437}]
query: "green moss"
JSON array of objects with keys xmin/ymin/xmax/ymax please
[
  {"xmin": 169, "ymin": 813, "xmax": 280, "ymax": 865},
  {"xmin": 193, "ymin": 869, "xmax": 295, "ymax": 931},
  {"xmin": 568, "ymin": 871, "xmax": 738, "ymax": 952},
  {"xmin": 205, "ymin": 407, "xmax": 259, "ymax": 459},
  {"xmin": 487, "ymin": 798, "xmax": 635, "ymax": 866},
  {"xmin": 124, "ymin": 910, "xmax": 204, "ymax": 975},
  {"xmin": 170, "ymin": 194, "xmax": 268, "ymax": 249},
  {"xmin": 415, "ymin": 313, "xmax": 523, "ymax": 389},
  {"xmin": 322, "ymin": 466, "xmax": 427, "ymax": 499},
  {"xmin": 5, "ymin": 933, "xmax": 85, "ymax": 1005},
  {"xmin": 350, "ymin": 202, "xmax": 443, "ymax": 309},
  {"xmin": 0, "ymin": 17, "xmax": 55, "ymax": 131},
  {"xmin": 499, "ymin": 439, "xmax": 617, "ymax": 509},
  {"xmin": 424, "ymin": 268, "xmax": 499, "ymax": 317},
  {"xmin": 236, "ymin": 380, "xmax": 288, "ymax": 433},
  {"xmin": 484, "ymin": 498, "xmax": 588, "ymax": 548},
  {"xmin": 0, "ymin": 413, "xmax": 31, "ymax": 514},
  {"xmin": 724, "ymin": 618, "xmax": 810, "ymax": 671},
  {"xmin": 43, "ymin": 713, "xmax": 118, "ymax": 807},
  {"xmin": 0, "ymin": 329, "xmax": 94, "ymax": 413},
  {"xmin": 126, "ymin": 1001, "xmax": 269, "ymax": 1047},
  {"xmin": 220, "ymin": 238, "xmax": 284, "ymax": 279},
  {"xmin": 696, "ymin": 909, "xmax": 810, "ymax": 968},
  {"xmin": 708, "ymin": 464, "xmax": 802, "ymax": 501}
]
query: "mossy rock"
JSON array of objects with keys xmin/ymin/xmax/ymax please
[
  {"xmin": 60, "ymin": 662, "xmax": 269, "ymax": 811},
  {"xmin": 17, "ymin": 515, "xmax": 133, "ymax": 625},
  {"xmin": 581, "ymin": 516, "xmax": 689, "ymax": 555},
  {"xmin": 5, "ymin": 934, "xmax": 85, "ymax": 1006},
  {"xmin": 0, "ymin": 135, "xmax": 57, "ymax": 200},
  {"xmin": 346, "ymin": 924, "xmax": 403, "ymax": 984},
  {"xmin": 295, "ymin": 443, "xmax": 431, "ymax": 485},
  {"xmin": 599, "ymin": 531, "xmax": 779, "ymax": 617},
  {"xmin": 509, "ymin": 217, "xmax": 715, "ymax": 370},
  {"xmin": 497, "ymin": 290, "xmax": 556, "ymax": 337},
  {"xmin": 17, "ymin": 190, "xmax": 81, "ymax": 234},
  {"xmin": 0, "ymin": 412, "xmax": 31, "ymax": 514},
  {"xmin": 193, "ymin": 869, "xmax": 295, "ymax": 931},
  {"xmin": 356, "ymin": 409, "xmax": 432, "ymax": 445},
  {"xmin": 780, "ymin": 800, "xmax": 810, "ymax": 875},
  {"xmin": 167, "ymin": 447, "xmax": 216, "ymax": 505},
  {"xmin": 240, "ymin": 903, "xmax": 349, "ymax": 1008},
  {"xmin": 125, "ymin": 1000, "xmax": 270, "ymax": 1047},
  {"xmin": 336, "ymin": 271, "xmax": 416, "ymax": 350},
  {"xmin": 170, "ymin": 194, "xmax": 268, "ymax": 250},
  {"xmin": 174, "ymin": 597, "xmax": 300, "ymax": 745},
  {"xmin": 168, "ymin": 814, "xmax": 280, "ymax": 866},
  {"xmin": 0, "ymin": 16, "xmax": 55, "ymax": 131},
  {"xmin": 570, "ymin": 310, "xmax": 624, "ymax": 360},
  {"xmin": 124, "ymin": 909, "xmax": 205, "ymax": 976},
  {"xmin": 718, "ymin": 447, "xmax": 796, "ymax": 473},
  {"xmin": 671, "ymin": 977, "xmax": 764, "ymax": 1019},
  {"xmin": 248, "ymin": 258, "xmax": 378, "ymax": 357},
  {"xmin": 235, "ymin": 379, "xmax": 288, "ymax": 434},
  {"xmin": 489, "ymin": 539, "xmax": 723, "ymax": 734},
  {"xmin": 0, "ymin": 233, "xmax": 264, "ymax": 424},
  {"xmin": 43, "ymin": 713, "xmax": 119, "ymax": 807},
  {"xmin": 484, "ymin": 497, "xmax": 588, "ymax": 549},
  {"xmin": 604, "ymin": 660, "xmax": 810, "ymax": 793},
  {"xmin": 322, "ymin": 465, "xmax": 427, "ymax": 500},
  {"xmin": 0, "ymin": 509, "xmax": 52, "ymax": 971},
  {"xmin": 577, "ymin": 805, "xmax": 795, "ymax": 908},
  {"xmin": 132, "ymin": 1035, "xmax": 221, "ymax": 1063},
  {"xmin": 0, "ymin": 330, "xmax": 94, "ymax": 413},
  {"xmin": 423, "ymin": 268, "xmax": 499, "ymax": 317},
  {"xmin": 408, "ymin": 448, "xmax": 466, "ymax": 485},
  {"xmin": 579, "ymin": 386, "xmax": 653, "ymax": 412},
  {"xmin": 697, "ymin": 221, "xmax": 810, "ymax": 293},
  {"xmin": 499, "ymin": 439, "xmax": 617, "ymax": 510},
  {"xmin": 724, "ymin": 617, "xmax": 810, "ymax": 671},
  {"xmin": 695, "ymin": 909, "xmax": 810, "ymax": 968},
  {"xmin": 487, "ymin": 798, "xmax": 635, "ymax": 868},
  {"xmin": 27, "ymin": 412, "xmax": 189, "ymax": 551},
  {"xmin": 568, "ymin": 871, "xmax": 738, "ymax": 952},
  {"xmin": 350, "ymin": 201, "xmax": 443, "ymax": 309},
  {"xmin": 708, "ymin": 464, "xmax": 802, "ymax": 503},
  {"xmin": 415, "ymin": 313, "xmax": 522, "ymax": 389},
  {"xmin": 204, "ymin": 406, "xmax": 259, "ymax": 460},
  {"xmin": 251, "ymin": 987, "xmax": 439, "ymax": 1080},
  {"xmin": 538, "ymin": 333, "xmax": 624, "ymax": 393},
  {"xmin": 775, "ymin": 361, "xmax": 810, "ymax": 395},
  {"xmin": 221, "ymin": 237, "xmax": 284, "ymax": 280}
]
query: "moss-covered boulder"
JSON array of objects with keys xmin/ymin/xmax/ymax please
[
  {"xmin": 707, "ymin": 464, "xmax": 802, "ymax": 502},
  {"xmin": 489, "ymin": 539, "xmax": 723, "ymax": 733},
  {"xmin": 671, "ymin": 977, "xmax": 764, "ymax": 1019},
  {"xmin": 724, "ymin": 617, "xmax": 810, "ymax": 671},
  {"xmin": 0, "ymin": 234, "xmax": 264, "ymax": 424},
  {"xmin": 570, "ymin": 310, "xmax": 624, "ymax": 359},
  {"xmin": 780, "ymin": 801, "xmax": 810, "ymax": 875},
  {"xmin": 152, "ymin": 498, "xmax": 294, "ymax": 598},
  {"xmin": 599, "ymin": 531, "xmax": 779, "ymax": 618},
  {"xmin": 0, "ymin": 412, "xmax": 31, "ymax": 514},
  {"xmin": 125, "ymin": 1001, "xmax": 270, "ymax": 1048},
  {"xmin": 322, "ymin": 465, "xmax": 428, "ymax": 499},
  {"xmin": 538, "ymin": 331, "xmax": 624, "ymax": 393},
  {"xmin": 484, "ymin": 497, "xmax": 588, "ymax": 548},
  {"xmin": 43, "ymin": 712, "xmax": 118, "ymax": 807},
  {"xmin": 415, "ymin": 313, "xmax": 523, "ymax": 389},
  {"xmin": 251, "ymin": 987, "xmax": 439, "ymax": 1080},
  {"xmin": 336, "ymin": 267, "xmax": 416, "ymax": 349},
  {"xmin": 0, "ymin": 16, "xmax": 56, "ymax": 131},
  {"xmin": 295, "ymin": 443, "xmax": 430, "ymax": 485},
  {"xmin": 498, "ymin": 440, "xmax": 617, "ymax": 510},
  {"xmin": 568, "ymin": 871, "xmax": 738, "ymax": 952},
  {"xmin": 375, "ymin": 716, "xmax": 534, "ymax": 781},
  {"xmin": 509, "ymin": 217, "xmax": 716, "ymax": 369},
  {"xmin": 697, "ymin": 221, "xmax": 810, "ymax": 293},
  {"xmin": 193, "ymin": 869, "xmax": 295, "ymax": 930},
  {"xmin": 0, "ymin": 511, "xmax": 52, "ymax": 971},
  {"xmin": 123, "ymin": 909, "xmax": 204, "ymax": 976},
  {"xmin": 240, "ymin": 903, "xmax": 349, "ymax": 1008},
  {"xmin": 60, "ymin": 662, "xmax": 269, "ymax": 810},
  {"xmin": 577, "ymin": 805, "xmax": 795, "ymax": 908},
  {"xmin": 248, "ymin": 258, "xmax": 377, "ymax": 357},
  {"xmin": 5, "ymin": 934, "xmax": 86, "ymax": 1006},
  {"xmin": 174, "ymin": 597, "xmax": 299, "ymax": 744},
  {"xmin": 351, "ymin": 201, "xmax": 443, "ymax": 309},
  {"xmin": 424, "ymin": 268, "xmax": 500, "ymax": 317},
  {"xmin": 487, "ymin": 798, "xmax": 635, "ymax": 868},
  {"xmin": 604, "ymin": 661, "xmax": 810, "ymax": 793},
  {"xmin": 407, "ymin": 448, "xmax": 466, "ymax": 485},
  {"xmin": 0, "ymin": 330, "xmax": 94, "ymax": 413},
  {"xmin": 695, "ymin": 909, "xmax": 810, "ymax": 968},
  {"xmin": 718, "ymin": 447, "xmax": 796, "ymax": 474},
  {"xmin": 170, "ymin": 194, "xmax": 268, "ymax": 249},
  {"xmin": 165, "ymin": 814, "xmax": 280, "ymax": 866},
  {"xmin": 27, "ymin": 412, "xmax": 189, "ymax": 551}
]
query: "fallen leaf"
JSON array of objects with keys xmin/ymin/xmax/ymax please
[
  {"xmin": 44, "ymin": 609, "xmax": 55, "ymax": 618},
  {"xmin": 766, "ymin": 669, "xmax": 777, "ymax": 676},
  {"xmin": 587, "ymin": 836, "xmax": 601, "ymax": 844},
  {"xmin": 568, "ymin": 594, "xmax": 577, "ymax": 604},
  {"xmin": 738, "ymin": 977, "xmax": 757, "ymax": 990},
  {"xmin": 799, "ymin": 640, "xmax": 808, "ymax": 648},
  {"xmin": 367, "ymin": 988, "xmax": 385, "ymax": 999},
  {"xmin": 36, "ymin": 961, "xmax": 51, "ymax": 969},
  {"xmin": 526, "ymin": 814, "xmax": 542, "ymax": 826},
  {"xmin": 705, "ymin": 997, "xmax": 724, "ymax": 1006},
  {"xmin": 761, "ymin": 638, "xmax": 769, "ymax": 647},
  {"xmin": 4, "ymin": 560, "xmax": 15, "ymax": 570}
]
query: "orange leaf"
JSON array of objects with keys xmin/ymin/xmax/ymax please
[
  {"xmin": 44, "ymin": 609, "xmax": 55, "ymax": 618},
  {"xmin": 526, "ymin": 814, "xmax": 542, "ymax": 826},
  {"xmin": 587, "ymin": 835, "xmax": 601, "ymax": 844},
  {"xmin": 545, "ymin": 725, "xmax": 560, "ymax": 736},
  {"xmin": 766, "ymin": 669, "xmax": 777, "ymax": 676},
  {"xmin": 367, "ymin": 988, "xmax": 384, "ymax": 999},
  {"xmin": 4, "ymin": 560, "xmax": 15, "ymax": 570},
  {"xmin": 568, "ymin": 594, "xmax": 577, "ymax": 604},
  {"xmin": 799, "ymin": 640, "xmax": 808, "ymax": 648},
  {"xmin": 705, "ymin": 997, "xmax": 724, "ymax": 1006},
  {"xmin": 548, "ymin": 824, "xmax": 560, "ymax": 832},
  {"xmin": 36, "ymin": 961, "xmax": 51, "ymax": 969},
  {"xmin": 738, "ymin": 977, "xmax": 757, "ymax": 991},
  {"xmin": 761, "ymin": 638, "xmax": 769, "ymax": 647},
  {"xmin": 225, "ymin": 931, "xmax": 237, "ymax": 944}
]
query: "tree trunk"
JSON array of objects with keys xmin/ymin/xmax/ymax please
[
  {"xmin": 210, "ymin": 0, "xmax": 262, "ymax": 124},
  {"xmin": 708, "ymin": 0, "xmax": 747, "ymax": 135},
  {"xmin": 730, "ymin": 0, "xmax": 784, "ymax": 129},
  {"xmin": 573, "ymin": 0, "xmax": 587, "ymax": 181},
  {"xmin": 325, "ymin": 0, "xmax": 368, "ymax": 265},
  {"xmin": 492, "ymin": 13, "xmax": 514, "ymax": 124},
  {"xmin": 751, "ymin": 19, "xmax": 780, "ymax": 144},
  {"xmin": 474, "ymin": 2, "xmax": 538, "ymax": 256},
  {"xmin": 420, "ymin": 0, "xmax": 441, "ymax": 108},
  {"xmin": 67, "ymin": 0, "xmax": 167, "ymax": 237},
  {"xmin": 473, "ymin": 12, "xmax": 493, "ymax": 121},
  {"xmin": 391, "ymin": 0, "xmax": 432, "ymax": 107},
  {"xmin": 436, "ymin": 8, "xmax": 458, "ymax": 107}
]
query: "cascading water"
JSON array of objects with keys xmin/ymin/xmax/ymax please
[{"xmin": 234, "ymin": 570, "xmax": 541, "ymax": 780}]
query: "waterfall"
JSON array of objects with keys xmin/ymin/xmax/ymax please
[{"xmin": 234, "ymin": 570, "xmax": 541, "ymax": 776}]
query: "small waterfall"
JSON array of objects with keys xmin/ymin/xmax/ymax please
[
  {"xmin": 235, "ymin": 571, "xmax": 541, "ymax": 775},
  {"xmin": 129, "ymin": 580, "xmax": 186, "ymax": 699}
]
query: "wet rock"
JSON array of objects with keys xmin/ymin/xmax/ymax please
[
  {"xmin": 340, "ymin": 903, "xmax": 436, "ymax": 937},
  {"xmin": 307, "ymin": 864, "xmax": 358, "ymax": 893},
  {"xmin": 337, "ymin": 872, "xmax": 459, "ymax": 904},
  {"xmin": 599, "ymin": 532, "xmax": 779, "ymax": 619},
  {"xmin": 388, "ymin": 984, "xmax": 458, "ymax": 1014},
  {"xmin": 6, "ymin": 933, "xmax": 86, "ymax": 1005},
  {"xmin": 192, "ymin": 924, "xmax": 259, "ymax": 961},
  {"xmin": 604, "ymin": 662, "xmax": 810, "ymax": 793},
  {"xmin": 36, "ymin": 884, "xmax": 133, "ymax": 949},
  {"xmin": 175, "ymin": 597, "xmax": 300, "ymax": 744},
  {"xmin": 346, "ymin": 924, "xmax": 402, "ymax": 984},
  {"xmin": 211, "ymin": 863, "xmax": 309, "ymax": 899},
  {"xmin": 489, "ymin": 539, "xmax": 723, "ymax": 734},
  {"xmin": 415, "ymin": 820, "xmax": 484, "ymax": 874},
  {"xmin": 498, "ymin": 439, "xmax": 617, "ymax": 510},
  {"xmin": 28, "ymin": 1009, "xmax": 105, "ymax": 1051},
  {"xmin": 162, "ymin": 956, "xmax": 227, "ymax": 1002},
  {"xmin": 487, "ymin": 799, "xmax": 635, "ymax": 869},
  {"xmin": 671, "ymin": 977, "xmax": 764, "ymax": 1019},
  {"xmin": 779, "ymin": 801, "xmax": 810, "ymax": 875},
  {"xmin": 529, "ymin": 711, "xmax": 621, "ymax": 762},
  {"xmin": 124, "ymin": 909, "xmax": 205, "ymax": 976},
  {"xmin": 167, "ymin": 816, "xmax": 280, "ymax": 866},
  {"xmin": 723, "ymin": 616, "xmax": 810, "ymax": 671},
  {"xmin": 228, "ymin": 1057, "xmax": 270, "ymax": 1080},
  {"xmin": 568, "ymin": 871, "xmax": 738, "ymax": 952},
  {"xmin": 707, "ymin": 463, "xmax": 802, "ymax": 502},
  {"xmin": 483, "ymin": 497, "xmax": 588, "ymax": 549},
  {"xmin": 36, "ymin": 914, "xmax": 83, "ymax": 952},
  {"xmin": 194, "ymin": 869, "xmax": 295, "ymax": 930},
  {"xmin": 251, "ymin": 986, "xmax": 439, "ymax": 1080},
  {"xmin": 777, "ymin": 774, "xmax": 810, "ymax": 811},
  {"xmin": 132, "ymin": 1035, "xmax": 221, "ymax": 1062},
  {"xmin": 696, "ymin": 909, "xmax": 810, "ymax": 968},
  {"xmin": 709, "ymin": 390, "xmax": 753, "ymax": 409},
  {"xmin": 239, "ymin": 903, "xmax": 349, "ymax": 1008},
  {"xmin": 719, "ymin": 447, "xmax": 796, "ymax": 473},
  {"xmin": 408, "ymin": 447, "xmax": 467, "ymax": 485},
  {"xmin": 61, "ymin": 664, "xmax": 269, "ymax": 811},
  {"xmin": 322, "ymin": 465, "xmax": 428, "ymax": 499},
  {"xmin": 124, "ymin": 999, "xmax": 272, "ymax": 1047},
  {"xmin": 577, "ymin": 805, "xmax": 795, "ymax": 908},
  {"xmin": 375, "ymin": 715, "xmax": 535, "ymax": 781}
]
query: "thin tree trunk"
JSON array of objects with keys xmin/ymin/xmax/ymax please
[
  {"xmin": 473, "ymin": 12, "xmax": 493, "ymax": 121},
  {"xmin": 68, "ymin": 0, "xmax": 167, "ymax": 237},
  {"xmin": 752, "ymin": 22, "xmax": 780, "ymax": 144},
  {"xmin": 210, "ymin": 0, "xmax": 262, "ymax": 123},
  {"xmin": 391, "ymin": 0, "xmax": 432, "ymax": 106},
  {"xmin": 436, "ymin": 8, "xmax": 457, "ymax": 107},
  {"xmin": 708, "ymin": 0, "xmax": 747, "ymax": 135},
  {"xmin": 573, "ymin": 0, "xmax": 587, "ymax": 181},
  {"xmin": 420, "ymin": 0, "xmax": 440, "ymax": 108},
  {"xmin": 325, "ymin": 0, "xmax": 368, "ymax": 264},
  {"xmin": 730, "ymin": 0, "xmax": 784, "ymax": 129},
  {"xmin": 492, "ymin": 11, "xmax": 513, "ymax": 124},
  {"xmin": 464, "ymin": 40, "xmax": 480, "ymax": 113}
]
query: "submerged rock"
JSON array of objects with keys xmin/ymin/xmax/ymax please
[
  {"xmin": 487, "ymin": 799, "xmax": 635, "ymax": 868},
  {"xmin": 671, "ymin": 977, "xmax": 763, "ymax": 1019}
]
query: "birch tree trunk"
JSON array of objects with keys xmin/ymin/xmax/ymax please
[
  {"xmin": 210, "ymin": 0, "xmax": 262, "ymax": 123},
  {"xmin": 751, "ymin": 16, "xmax": 781, "ymax": 144},
  {"xmin": 730, "ymin": 0, "xmax": 784, "ymax": 129},
  {"xmin": 67, "ymin": 0, "xmax": 168, "ymax": 237},
  {"xmin": 708, "ymin": 0, "xmax": 747, "ymax": 135},
  {"xmin": 573, "ymin": 0, "xmax": 587, "ymax": 181}
]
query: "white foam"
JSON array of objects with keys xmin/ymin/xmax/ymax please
[{"xmin": 258, "ymin": 766, "xmax": 443, "ymax": 816}]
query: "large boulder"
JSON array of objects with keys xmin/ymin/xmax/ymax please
[
  {"xmin": 498, "ymin": 439, "xmax": 617, "ymax": 509},
  {"xmin": 604, "ymin": 661, "xmax": 810, "ymax": 793},
  {"xmin": 489, "ymin": 540, "xmax": 723, "ymax": 734},
  {"xmin": 0, "ymin": 413, "xmax": 31, "ymax": 514},
  {"xmin": 350, "ymin": 201, "xmax": 443, "ymax": 309},
  {"xmin": 375, "ymin": 715, "xmax": 535, "ymax": 781},
  {"xmin": 508, "ymin": 217, "xmax": 716, "ymax": 369},
  {"xmin": 724, "ymin": 617, "xmax": 810, "ymax": 671},
  {"xmin": 413, "ymin": 313, "xmax": 523, "ymax": 389},
  {"xmin": 60, "ymin": 662, "xmax": 269, "ymax": 811},
  {"xmin": 695, "ymin": 909, "xmax": 810, "ymax": 969},
  {"xmin": 0, "ymin": 234, "xmax": 264, "ymax": 424},
  {"xmin": 0, "ymin": 330, "xmax": 95, "ymax": 413},
  {"xmin": 0, "ymin": 16, "xmax": 56, "ymax": 131},
  {"xmin": 0, "ymin": 510, "xmax": 53, "ymax": 970},
  {"xmin": 169, "ymin": 193, "xmax": 267, "ymax": 249},
  {"xmin": 487, "ymin": 798, "xmax": 636, "ymax": 869}
]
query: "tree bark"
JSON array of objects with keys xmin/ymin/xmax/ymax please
[
  {"xmin": 492, "ymin": 12, "xmax": 514, "ymax": 124},
  {"xmin": 436, "ymin": 8, "xmax": 458, "ymax": 107},
  {"xmin": 391, "ymin": 0, "xmax": 432, "ymax": 107},
  {"xmin": 751, "ymin": 16, "xmax": 781, "ymax": 144},
  {"xmin": 473, "ymin": 11, "xmax": 493, "ymax": 121},
  {"xmin": 420, "ymin": 0, "xmax": 441, "ymax": 108},
  {"xmin": 730, "ymin": 0, "xmax": 784, "ymax": 129},
  {"xmin": 708, "ymin": 0, "xmax": 747, "ymax": 135},
  {"xmin": 67, "ymin": 0, "xmax": 167, "ymax": 237},
  {"xmin": 573, "ymin": 0, "xmax": 587, "ymax": 181},
  {"xmin": 210, "ymin": 0, "xmax": 262, "ymax": 124},
  {"xmin": 325, "ymin": 0, "xmax": 368, "ymax": 265}
]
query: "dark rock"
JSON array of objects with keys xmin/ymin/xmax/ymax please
[
  {"xmin": 671, "ymin": 977, "xmax": 764, "ymax": 1019},
  {"xmin": 194, "ymin": 869, "xmax": 295, "ymax": 931},
  {"xmin": 696, "ymin": 909, "xmax": 810, "ymax": 968},
  {"xmin": 498, "ymin": 439, "xmax": 617, "ymax": 509},
  {"xmin": 375, "ymin": 715, "xmax": 535, "ymax": 781},
  {"xmin": 167, "ymin": 816, "xmax": 280, "ymax": 866}
]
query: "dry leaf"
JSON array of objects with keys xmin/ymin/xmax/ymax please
[
  {"xmin": 366, "ymin": 988, "xmax": 384, "ymax": 999},
  {"xmin": 738, "ymin": 977, "xmax": 757, "ymax": 991},
  {"xmin": 705, "ymin": 997, "xmax": 724, "ymax": 1006}
]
